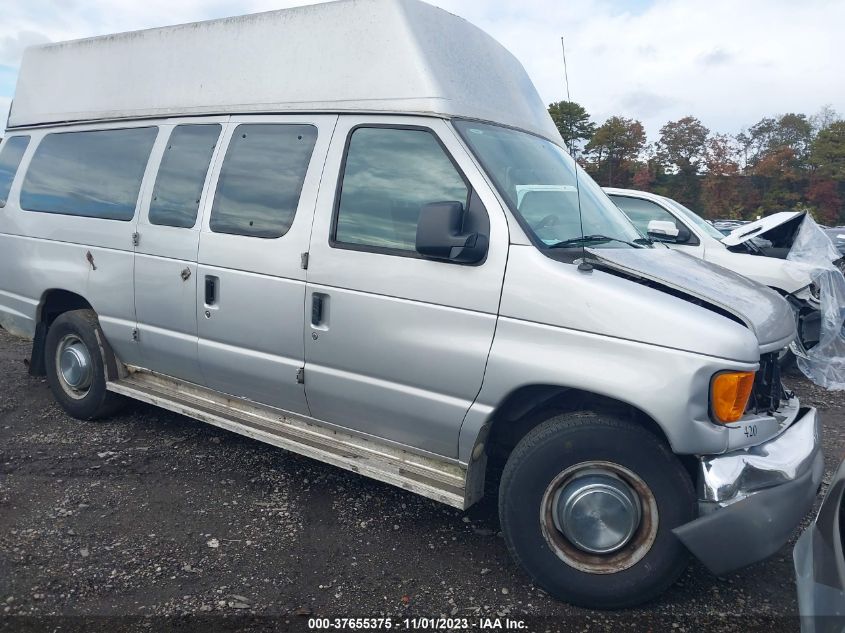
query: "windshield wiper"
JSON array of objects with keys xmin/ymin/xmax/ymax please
[{"xmin": 548, "ymin": 234, "xmax": 645, "ymax": 249}]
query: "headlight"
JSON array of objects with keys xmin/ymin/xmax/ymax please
[{"xmin": 710, "ymin": 371, "xmax": 755, "ymax": 424}]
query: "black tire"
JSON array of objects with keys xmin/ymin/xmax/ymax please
[
  {"xmin": 44, "ymin": 309, "xmax": 125, "ymax": 420},
  {"xmin": 498, "ymin": 413, "xmax": 695, "ymax": 609}
]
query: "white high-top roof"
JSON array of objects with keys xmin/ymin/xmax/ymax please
[{"xmin": 7, "ymin": 0, "xmax": 561, "ymax": 141}]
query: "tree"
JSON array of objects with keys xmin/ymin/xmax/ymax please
[
  {"xmin": 631, "ymin": 166, "xmax": 655, "ymax": 190},
  {"xmin": 811, "ymin": 105, "xmax": 842, "ymax": 134},
  {"xmin": 630, "ymin": 144, "xmax": 662, "ymax": 191},
  {"xmin": 736, "ymin": 113, "xmax": 817, "ymax": 215},
  {"xmin": 574, "ymin": 107, "xmax": 843, "ymax": 221},
  {"xmin": 656, "ymin": 116, "xmax": 710, "ymax": 174},
  {"xmin": 735, "ymin": 130, "xmax": 754, "ymax": 171},
  {"xmin": 746, "ymin": 113, "xmax": 814, "ymax": 166},
  {"xmin": 810, "ymin": 120, "xmax": 845, "ymax": 180},
  {"xmin": 807, "ymin": 179, "xmax": 842, "ymax": 225},
  {"xmin": 749, "ymin": 146, "xmax": 804, "ymax": 211},
  {"xmin": 745, "ymin": 117, "xmax": 777, "ymax": 166},
  {"xmin": 701, "ymin": 134, "xmax": 744, "ymax": 218},
  {"xmin": 807, "ymin": 120, "xmax": 845, "ymax": 222},
  {"xmin": 770, "ymin": 113, "xmax": 814, "ymax": 162},
  {"xmin": 584, "ymin": 116, "xmax": 646, "ymax": 187},
  {"xmin": 547, "ymin": 101, "xmax": 596, "ymax": 153},
  {"xmin": 705, "ymin": 134, "xmax": 740, "ymax": 177},
  {"xmin": 656, "ymin": 116, "xmax": 710, "ymax": 206}
]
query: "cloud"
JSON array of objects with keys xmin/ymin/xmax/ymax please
[
  {"xmin": 619, "ymin": 90, "xmax": 680, "ymax": 119},
  {"xmin": 430, "ymin": 0, "xmax": 845, "ymax": 139},
  {"xmin": 0, "ymin": 0, "xmax": 843, "ymax": 140},
  {"xmin": 0, "ymin": 30, "xmax": 50, "ymax": 66},
  {"xmin": 699, "ymin": 48, "xmax": 733, "ymax": 67}
]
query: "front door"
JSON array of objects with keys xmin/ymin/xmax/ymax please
[
  {"xmin": 303, "ymin": 116, "xmax": 509, "ymax": 458},
  {"xmin": 195, "ymin": 115, "xmax": 336, "ymax": 414}
]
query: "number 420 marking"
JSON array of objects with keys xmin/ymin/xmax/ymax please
[{"xmin": 743, "ymin": 424, "xmax": 758, "ymax": 438}]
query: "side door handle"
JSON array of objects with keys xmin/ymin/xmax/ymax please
[
  {"xmin": 311, "ymin": 292, "xmax": 329, "ymax": 328},
  {"xmin": 311, "ymin": 293, "xmax": 324, "ymax": 326},
  {"xmin": 205, "ymin": 275, "xmax": 219, "ymax": 306}
]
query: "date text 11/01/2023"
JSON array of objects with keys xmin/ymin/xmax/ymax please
[{"xmin": 307, "ymin": 617, "xmax": 528, "ymax": 630}]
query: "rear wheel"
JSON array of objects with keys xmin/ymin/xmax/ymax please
[
  {"xmin": 44, "ymin": 310, "xmax": 125, "ymax": 420},
  {"xmin": 498, "ymin": 413, "xmax": 695, "ymax": 609}
]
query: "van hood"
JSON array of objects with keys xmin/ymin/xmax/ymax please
[
  {"xmin": 720, "ymin": 211, "xmax": 804, "ymax": 247},
  {"xmin": 589, "ymin": 247, "xmax": 796, "ymax": 351}
]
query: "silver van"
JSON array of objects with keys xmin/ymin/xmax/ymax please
[{"xmin": 0, "ymin": 0, "xmax": 823, "ymax": 609}]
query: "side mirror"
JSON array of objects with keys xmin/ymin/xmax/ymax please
[
  {"xmin": 416, "ymin": 201, "xmax": 487, "ymax": 264},
  {"xmin": 647, "ymin": 219, "xmax": 690, "ymax": 244}
]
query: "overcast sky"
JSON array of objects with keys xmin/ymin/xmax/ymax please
[{"xmin": 2, "ymin": 0, "xmax": 843, "ymax": 139}]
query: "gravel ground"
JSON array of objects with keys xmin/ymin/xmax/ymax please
[{"xmin": 1, "ymin": 326, "xmax": 844, "ymax": 632}]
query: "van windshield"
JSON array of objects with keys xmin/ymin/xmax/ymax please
[{"xmin": 453, "ymin": 120, "xmax": 647, "ymax": 252}]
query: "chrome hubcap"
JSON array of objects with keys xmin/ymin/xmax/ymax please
[
  {"xmin": 57, "ymin": 335, "xmax": 92, "ymax": 397},
  {"xmin": 540, "ymin": 461, "xmax": 659, "ymax": 574},
  {"xmin": 553, "ymin": 473, "xmax": 641, "ymax": 554}
]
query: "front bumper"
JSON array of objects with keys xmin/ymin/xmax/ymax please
[{"xmin": 673, "ymin": 406, "xmax": 823, "ymax": 576}]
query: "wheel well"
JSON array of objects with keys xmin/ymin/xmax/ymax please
[
  {"xmin": 484, "ymin": 385, "xmax": 698, "ymax": 483},
  {"xmin": 28, "ymin": 290, "xmax": 94, "ymax": 377},
  {"xmin": 38, "ymin": 289, "xmax": 93, "ymax": 327}
]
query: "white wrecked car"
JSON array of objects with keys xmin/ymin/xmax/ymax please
[{"xmin": 605, "ymin": 188, "xmax": 843, "ymax": 378}]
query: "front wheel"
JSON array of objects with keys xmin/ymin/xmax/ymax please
[
  {"xmin": 498, "ymin": 413, "xmax": 695, "ymax": 609},
  {"xmin": 44, "ymin": 309, "xmax": 125, "ymax": 420}
]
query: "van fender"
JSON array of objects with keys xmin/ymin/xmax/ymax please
[{"xmin": 458, "ymin": 317, "xmax": 758, "ymax": 464}]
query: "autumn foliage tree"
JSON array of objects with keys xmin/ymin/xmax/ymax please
[
  {"xmin": 806, "ymin": 121, "xmax": 845, "ymax": 224},
  {"xmin": 700, "ymin": 134, "xmax": 744, "ymax": 218},
  {"xmin": 583, "ymin": 116, "xmax": 646, "ymax": 187},
  {"xmin": 807, "ymin": 179, "xmax": 842, "ymax": 225},
  {"xmin": 549, "ymin": 101, "xmax": 845, "ymax": 223},
  {"xmin": 656, "ymin": 116, "xmax": 710, "ymax": 206}
]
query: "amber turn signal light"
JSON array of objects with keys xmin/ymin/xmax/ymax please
[{"xmin": 710, "ymin": 371, "xmax": 755, "ymax": 424}]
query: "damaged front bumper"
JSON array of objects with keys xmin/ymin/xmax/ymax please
[{"xmin": 673, "ymin": 406, "xmax": 823, "ymax": 576}]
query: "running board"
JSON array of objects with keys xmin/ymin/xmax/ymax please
[{"xmin": 106, "ymin": 369, "xmax": 469, "ymax": 509}]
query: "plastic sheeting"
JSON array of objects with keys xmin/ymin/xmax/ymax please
[{"xmin": 786, "ymin": 215, "xmax": 845, "ymax": 389}]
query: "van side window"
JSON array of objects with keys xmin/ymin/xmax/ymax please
[
  {"xmin": 149, "ymin": 124, "xmax": 221, "ymax": 228},
  {"xmin": 334, "ymin": 127, "xmax": 468, "ymax": 252},
  {"xmin": 20, "ymin": 127, "xmax": 157, "ymax": 221},
  {"xmin": 210, "ymin": 124, "xmax": 317, "ymax": 239},
  {"xmin": 0, "ymin": 136, "xmax": 31, "ymax": 208}
]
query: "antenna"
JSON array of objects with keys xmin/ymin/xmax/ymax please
[
  {"xmin": 560, "ymin": 37, "xmax": 574, "ymax": 155},
  {"xmin": 561, "ymin": 36, "xmax": 591, "ymax": 270}
]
